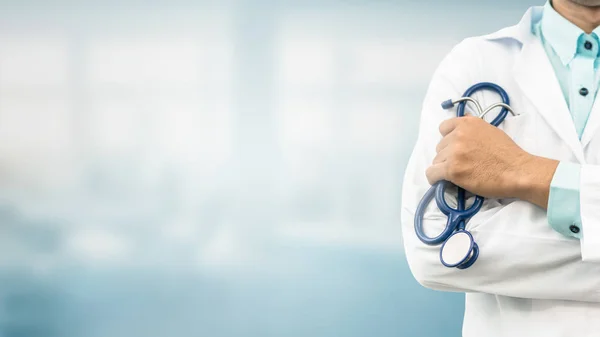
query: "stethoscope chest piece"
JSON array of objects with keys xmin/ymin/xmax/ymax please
[
  {"xmin": 414, "ymin": 82, "xmax": 514, "ymax": 270},
  {"xmin": 440, "ymin": 230, "xmax": 479, "ymax": 269}
]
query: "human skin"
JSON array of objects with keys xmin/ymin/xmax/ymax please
[{"xmin": 426, "ymin": 0, "xmax": 600, "ymax": 209}]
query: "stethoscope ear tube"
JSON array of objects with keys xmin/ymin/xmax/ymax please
[{"xmin": 455, "ymin": 82, "xmax": 510, "ymax": 127}]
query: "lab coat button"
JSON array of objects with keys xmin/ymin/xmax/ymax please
[
  {"xmin": 570, "ymin": 225, "xmax": 580, "ymax": 234},
  {"xmin": 580, "ymin": 88, "xmax": 589, "ymax": 96},
  {"xmin": 585, "ymin": 41, "xmax": 593, "ymax": 50}
]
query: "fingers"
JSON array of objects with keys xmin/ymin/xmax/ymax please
[
  {"xmin": 435, "ymin": 132, "xmax": 456, "ymax": 153},
  {"xmin": 439, "ymin": 115, "xmax": 483, "ymax": 137},
  {"xmin": 426, "ymin": 163, "xmax": 446, "ymax": 185},
  {"xmin": 428, "ymin": 147, "xmax": 453, "ymax": 184},
  {"xmin": 439, "ymin": 117, "xmax": 460, "ymax": 137},
  {"xmin": 431, "ymin": 116, "xmax": 480, "ymax": 186},
  {"xmin": 432, "ymin": 146, "xmax": 452, "ymax": 164},
  {"xmin": 437, "ymin": 116, "xmax": 480, "ymax": 152}
]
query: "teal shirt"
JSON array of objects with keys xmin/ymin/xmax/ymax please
[{"xmin": 534, "ymin": 1, "xmax": 600, "ymax": 239}]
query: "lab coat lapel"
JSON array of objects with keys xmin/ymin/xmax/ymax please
[{"xmin": 512, "ymin": 36, "xmax": 585, "ymax": 163}]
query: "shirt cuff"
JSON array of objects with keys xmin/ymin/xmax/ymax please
[{"xmin": 547, "ymin": 162, "xmax": 582, "ymax": 239}]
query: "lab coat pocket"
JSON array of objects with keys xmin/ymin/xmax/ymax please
[{"xmin": 464, "ymin": 197, "xmax": 503, "ymax": 232}]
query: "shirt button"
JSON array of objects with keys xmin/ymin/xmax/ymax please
[
  {"xmin": 580, "ymin": 87, "xmax": 589, "ymax": 96},
  {"xmin": 570, "ymin": 225, "xmax": 581, "ymax": 234},
  {"xmin": 585, "ymin": 41, "xmax": 593, "ymax": 50}
]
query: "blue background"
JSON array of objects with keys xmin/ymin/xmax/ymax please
[{"xmin": 0, "ymin": 1, "xmax": 539, "ymax": 336}]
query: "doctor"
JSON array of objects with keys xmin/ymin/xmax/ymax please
[{"xmin": 402, "ymin": 1, "xmax": 600, "ymax": 336}]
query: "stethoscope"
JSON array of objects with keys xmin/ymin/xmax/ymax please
[{"xmin": 414, "ymin": 82, "xmax": 517, "ymax": 270}]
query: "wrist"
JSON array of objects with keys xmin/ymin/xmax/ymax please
[{"xmin": 511, "ymin": 154, "xmax": 559, "ymax": 208}]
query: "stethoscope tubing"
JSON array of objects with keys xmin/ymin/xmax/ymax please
[{"xmin": 413, "ymin": 82, "xmax": 511, "ymax": 267}]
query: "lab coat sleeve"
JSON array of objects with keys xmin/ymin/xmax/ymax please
[
  {"xmin": 579, "ymin": 164, "xmax": 600, "ymax": 262},
  {"xmin": 402, "ymin": 39, "xmax": 600, "ymax": 303}
]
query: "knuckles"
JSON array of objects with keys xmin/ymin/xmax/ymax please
[
  {"xmin": 425, "ymin": 166, "xmax": 438, "ymax": 185},
  {"xmin": 445, "ymin": 159, "xmax": 464, "ymax": 181},
  {"xmin": 452, "ymin": 143, "xmax": 467, "ymax": 159},
  {"xmin": 453, "ymin": 128, "xmax": 465, "ymax": 140}
]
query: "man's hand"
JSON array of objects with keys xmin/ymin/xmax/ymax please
[{"xmin": 425, "ymin": 116, "xmax": 559, "ymax": 209}]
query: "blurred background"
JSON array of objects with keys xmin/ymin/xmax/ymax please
[{"xmin": 0, "ymin": 1, "xmax": 539, "ymax": 336}]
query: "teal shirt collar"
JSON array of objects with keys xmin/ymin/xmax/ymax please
[{"xmin": 541, "ymin": 1, "xmax": 600, "ymax": 65}]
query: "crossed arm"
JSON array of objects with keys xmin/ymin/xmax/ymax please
[
  {"xmin": 402, "ymin": 42, "xmax": 600, "ymax": 302},
  {"xmin": 425, "ymin": 115, "xmax": 558, "ymax": 209}
]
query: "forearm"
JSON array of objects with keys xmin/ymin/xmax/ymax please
[
  {"xmin": 404, "ymin": 124, "xmax": 599, "ymax": 301},
  {"xmin": 404, "ymin": 35, "xmax": 600, "ymax": 301},
  {"xmin": 402, "ymin": 166, "xmax": 600, "ymax": 302}
]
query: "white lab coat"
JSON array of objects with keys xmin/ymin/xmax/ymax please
[{"xmin": 402, "ymin": 6, "xmax": 600, "ymax": 337}]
